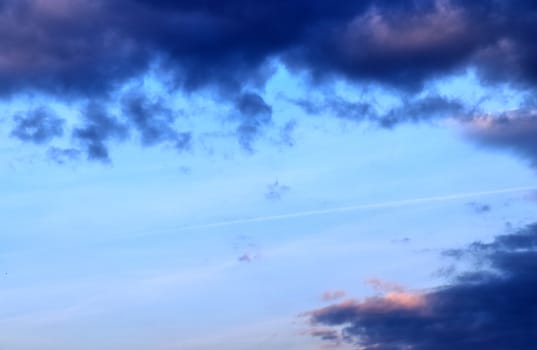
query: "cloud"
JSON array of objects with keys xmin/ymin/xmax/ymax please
[
  {"xmin": 304, "ymin": 327, "xmax": 342, "ymax": 345},
  {"xmin": 265, "ymin": 181, "xmax": 290, "ymax": 201},
  {"xmin": 238, "ymin": 253, "xmax": 253, "ymax": 263},
  {"xmin": 467, "ymin": 201, "xmax": 491, "ymax": 214},
  {"xmin": 392, "ymin": 237, "xmax": 411, "ymax": 244},
  {"xmin": 47, "ymin": 147, "xmax": 81, "ymax": 164},
  {"xmin": 2, "ymin": 0, "xmax": 537, "ymax": 161},
  {"xmin": 322, "ymin": 290, "xmax": 347, "ymax": 302},
  {"xmin": 302, "ymin": 223, "xmax": 537, "ymax": 349},
  {"xmin": 234, "ymin": 92, "xmax": 272, "ymax": 150},
  {"xmin": 290, "ymin": 94, "xmax": 467, "ymax": 127},
  {"xmin": 72, "ymin": 103, "xmax": 129, "ymax": 162},
  {"xmin": 10, "ymin": 107, "xmax": 64, "ymax": 144},
  {"xmin": 121, "ymin": 92, "xmax": 192, "ymax": 151},
  {"xmin": 463, "ymin": 109, "xmax": 537, "ymax": 166},
  {"xmin": 1, "ymin": 0, "xmax": 536, "ymax": 96}
]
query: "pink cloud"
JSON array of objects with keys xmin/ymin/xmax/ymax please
[{"xmin": 322, "ymin": 290, "xmax": 347, "ymax": 302}]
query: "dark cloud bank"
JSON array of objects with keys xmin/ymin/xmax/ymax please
[
  {"xmin": 302, "ymin": 223, "xmax": 537, "ymax": 349},
  {"xmin": 2, "ymin": 0, "xmax": 537, "ymax": 161}
]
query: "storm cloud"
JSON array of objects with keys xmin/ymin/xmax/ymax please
[
  {"xmin": 2, "ymin": 0, "xmax": 537, "ymax": 161},
  {"xmin": 302, "ymin": 223, "xmax": 537, "ymax": 349},
  {"xmin": 1, "ymin": 0, "xmax": 536, "ymax": 96}
]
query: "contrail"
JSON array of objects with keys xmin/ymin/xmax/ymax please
[{"xmin": 170, "ymin": 185, "xmax": 537, "ymax": 232}]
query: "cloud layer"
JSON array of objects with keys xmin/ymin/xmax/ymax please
[
  {"xmin": 2, "ymin": 0, "xmax": 537, "ymax": 95},
  {"xmin": 2, "ymin": 0, "xmax": 537, "ymax": 161}
]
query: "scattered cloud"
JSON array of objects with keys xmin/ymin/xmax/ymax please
[{"xmin": 265, "ymin": 181, "xmax": 290, "ymax": 201}]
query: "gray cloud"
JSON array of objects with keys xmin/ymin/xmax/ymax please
[{"xmin": 10, "ymin": 107, "xmax": 64, "ymax": 144}]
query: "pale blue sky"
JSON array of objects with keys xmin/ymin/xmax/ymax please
[{"xmin": 1, "ymin": 65, "xmax": 537, "ymax": 350}]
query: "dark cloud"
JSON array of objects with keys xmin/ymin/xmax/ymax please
[
  {"xmin": 121, "ymin": 92, "xmax": 191, "ymax": 151},
  {"xmin": 265, "ymin": 181, "xmax": 290, "ymax": 201},
  {"xmin": 377, "ymin": 95, "xmax": 466, "ymax": 128},
  {"xmin": 234, "ymin": 92, "xmax": 272, "ymax": 150},
  {"xmin": 1, "ymin": 1, "xmax": 536, "ymax": 96},
  {"xmin": 290, "ymin": 95, "xmax": 373, "ymax": 122},
  {"xmin": 72, "ymin": 103, "xmax": 129, "ymax": 162},
  {"xmin": 10, "ymin": 107, "xmax": 64, "ymax": 144},
  {"xmin": 305, "ymin": 328, "xmax": 342, "ymax": 344},
  {"xmin": 2, "ymin": 0, "xmax": 537, "ymax": 161},
  {"xmin": 464, "ymin": 110, "xmax": 537, "ymax": 166},
  {"xmin": 303, "ymin": 223, "xmax": 537, "ymax": 350},
  {"xmin": 290, "ymin": 94, "xmax": 466, "ymax": 127}
]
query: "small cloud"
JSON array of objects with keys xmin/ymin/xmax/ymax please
[
  {"xmin": 265, "ymin": 180, "xmax": 290, "ymax": 200},
  {"xmin": 278, "ymin": 120, "xmax": 297, "ymax": 147},
  {"xmin": 392, "ymin": 237, "xmax": 412, "ymax": 244},
  {"xmin": 322, "ymin": 290, "xmax": 347, "ymax": 302},
  {"xmin": 238, "ymin": 253, "xmax": 253, "ymax": 263},
  {"xmin": 366, "ymin": 278, "xmax": 406, "ymax": 293},
  {"xmin": 303, "ymin": 328, "xmax": 342, "ymax": 345},
  {"xmin": 467, "ymin": 202, "xmax": 491, "ymax": 214},
  {"xmin": 178, "ymin": 166, "xmax": 191, "ymax": 174},
  {"xmin": 47, "ymin": 147, "xmax": 81, "ymax": 164}
]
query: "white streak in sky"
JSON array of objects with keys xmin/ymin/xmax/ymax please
[{"xmin": 172, "ymin": 186, "xmax": 537, "ymax": 232}]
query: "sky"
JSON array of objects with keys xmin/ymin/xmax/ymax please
[{"xmin": 1, "ymin": 1, "xmax": 537, "ymax": 349}]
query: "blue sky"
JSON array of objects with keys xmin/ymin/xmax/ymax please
[
  {"xmin": 2, "ymin": 1, "xmax": 537, "ymax": 349},
  {"xmin": 2, "ymin": 66, "xmax": 537, "ymax": 349}
]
